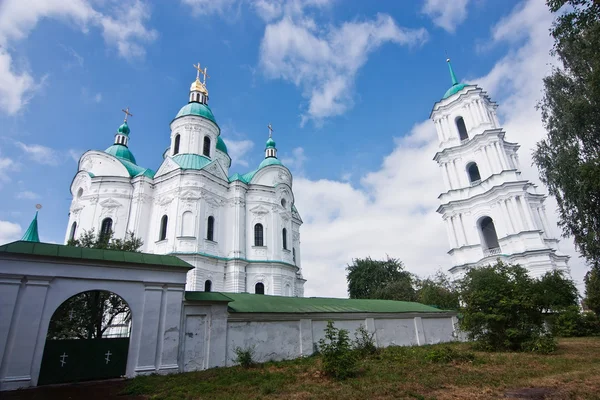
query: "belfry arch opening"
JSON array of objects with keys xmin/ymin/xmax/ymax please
[
  {"xmin": 39, "ymin": 290, "xmax": 131, "ymax": 385},
  {"xmin": 467, "ymin": 162, "xmax": 481, "ymax": 184},
  {"xmin": 479, "ymin": 216, "xmax": 500, "ymax": 251},
  {"xmin": 456, "ymin": 116, "xmax": 468, "ymax": 141}
]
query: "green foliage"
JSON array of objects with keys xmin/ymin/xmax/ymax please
[
  {"xmin": 458, "ymin": 261, "xmax": 556, "ymax": 353},
  {"xmin": 534, "ymin": 0, "xmax": 600, "ymax": 266},
  {"xmin": 353, "ymin": 324, "xmax": 377, "ymax": 356},
  {"xmin": 584, "ymin": 265, "xmax": 600, "ymax": 315},
  {"xmin": 522, "ymin": 332, "xmax": 558, "ymax": 354},
  {"xmin": 346, "ymin": 256, "xmax": 416, "ymax": 301},
  {"xmin": 551, "ymin": 306, "xmax": 600, "ymax": 337},
  {"xmin": 233, "ymin": 346, "xmax": 256, "ymax": 368},
  {"xmin": 47, "ymin": 290, "xmax": 130, "ymax": 339},
  {"xmin": 424, "ymin": 346, "xmax": 475, "ymax": 364},
  {"xmin": 67, "ymin": 228, "xmax": 143, "ymax": 252},
  {"xmin": 416, "ymin": 270, "xmax": 460, "ymax": 310},
  {"xmin": 318, "ymin": 321, "xmax": 358, "ymax": 379},
  {"xmin": 533, "ymin": 269, "xmax": 579, "ymax": 312}
]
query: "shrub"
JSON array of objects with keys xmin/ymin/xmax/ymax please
[
  {"xmin": 233, "ymin": 345, "xmax": 256, "ymax": 368},
  {"xmin": 522, "ymin": 332, "xmax": 557, "ymax": 354},
  {"xmin": 552, "ymin": 306, "xmax": 600, "ymax": 337},
  {"xmin": 318, "ymin": 321, "xmax": 358, "ymax": 380},
  {"xmin": 354, "ymin": 324, "xmax": 377, "ymax": 356},
  {"xmin": 424, "ymin": 346, "xmax": 475, "ymax": 363}
]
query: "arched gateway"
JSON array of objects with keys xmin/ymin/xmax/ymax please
[{"xmin": 38, "ymin": 290, "xmax": 132, "ymax": 385}]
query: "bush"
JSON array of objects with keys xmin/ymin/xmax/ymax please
[
  {"xmin": 551, "ymin": 306, "xmax": 600, "ymax": 337},
  {"xmin": 354, "ymin": 324, "xmax": 377, "ymax": 356},
  {"xmin": 424, "ymin": 346, "xmax": 475, "ymax": 363},
  {"xmin": 233, "ymin": 345, "xmax": 256, "ymax": 368},
  {"xmin": 318, "ymin": 321, "xmax": 358, "ymax": 380},
  {"xmin": 522, "ymin": 332, "xmax": 557, "ymax": 354}
]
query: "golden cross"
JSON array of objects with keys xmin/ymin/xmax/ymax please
[
  {"xmin": 193, "ymin": 62, "xmax": 202, "ymax": 80},
  {"xmin": 201, "ymin": 67, "xmax": 210, "ymax": 84},
  {"xmin": 267, "ymin": 123, "xmax": 274, "ymax": 138},
  {"xmin": 121, "ymin": 107, "xmax": 133, "ymax": 122}
]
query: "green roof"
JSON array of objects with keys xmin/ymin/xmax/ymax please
[
  {"xmin": 172, "ymin": 153, "xmax": 212, "ymax": 170},
  {"xmin": 216, "ymin": 136, "xmax": 228, "ymax": 154},
  {"xmin": 266, "ymin": 137, "xmax": 276, "ymax": 148},
  {"xmin": 118, "ymin": 157, "xmax": 155, "ymax": 179},
  {"xmin": 0, "ymin": 241, "xmax": 194, "ymax": 269},
  {"xmin": 184, "ymin": 292, "xmax": 449, "ymax": 313},
  {"xmin": 258, "ymin": 157, "xmax": 283, "ymax": 169},
  {"xmin": 21, "ymin": 212, "xmax": 40, "ymax": 243},
  {"xmin": 229, "ymin": 157, "xmax": 285, "ymax": 184},
  {"xmin": 175, "ymin": 102, "xmax": 217, "ymax": 124},
  {"xmin": 117, "ymin": 122, "xmax": 130, "ymax": 136},
  {"xmin": 105, "ymin": 144, "xmax": 136, "ymax": 164},
  {"xmin": 443, "ymin": 83, "xmax": 468, "ymax": 99}
]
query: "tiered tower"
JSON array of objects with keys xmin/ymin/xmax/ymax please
[{"xmin": 431, "ymin": 59, "xmax": 570, "ymax": 279}]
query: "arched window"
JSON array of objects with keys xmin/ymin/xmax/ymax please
[
  {"xmin": 254, "ymin": 223, "xmax": 264, "ymax": 247},
  {"xmin": 181, "ymin": 211, "xmax": 194, "ymax": 236},
  {"xmin": 456, "ymin": 116, "xmax": 468, "ymax": 141},
  {"xmin": 467, "ymin": 162, "xmax": 481, "ymax": 184},
  {"xmin": 285, "ymin": 283, "xmax": 291, "ymax": 296},
  {"xmin": 173, "ymin": 134, "xmax": 180, "ymax": 155},
  {"xmin": 203, "ymin": 136, "xmax": 211, "ymax": 157},
  {"xmin": 77, "ymin": 188, "xmax": 83, "ymax": 199},
  {"xmin": 204, "ymin": 280, "xmax": 212, "ymax": 292},
  {"xmin": 255, "ymin": 282, "xmax": 265, "ymax": 295},
  {"xmin": 479, "ymin": 216, "xmax": 500, "ymax": 250},
  {"xmin": 281, "ymin": 198, "xmax": 286, "ymax": 208},
  {"xmin": 100, "ymin": 218, "xmax": 112, "ymax": 240},
  {"xmin": 159, "ymin": 215, "xmax": 168, "ymax": 241},
  {"xmin": 282, "ymin": 228, "xmax": 287, "ymax": 250},
  {"xmin": 293, "ymin": 248, "xmax": 296, "ymax": 264},
  {"xmin": 206, "ymin": 216, "xmax": 214, "ymax": 241},
  {"xmin": 69, "ymin": 222, "xmax": 77, "ymax": 241}
]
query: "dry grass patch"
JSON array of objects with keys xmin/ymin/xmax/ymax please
[{"xmin": 122, "ymin": 338, "xmax": 600, "ymax": 400}]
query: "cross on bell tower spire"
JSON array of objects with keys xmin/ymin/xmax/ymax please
[{"xmin": 265, "ymin": 123, "xmax": 277, "ymax": 158}]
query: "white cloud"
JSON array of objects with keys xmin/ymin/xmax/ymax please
[
  {"xmin": 0, "ymin": 220, "xmax": 21, "ymax": 244},
  {"xmin": 0, "ymin": 0, "xmax": 157, "ymax": 115},
  {"xmin": 94, "ymin": 93, "xmax": 102, "ymax": 103},
  {"xmin": 15, "ymin": 142, "xmax": 78, "ymax": 166},
  {"xmin": 259, "ymin": 6, "xmax": 428, "ymax": 125},
  {"xmin": 0, "ymin": 146, "xmax": 18, "ymax": 183},
  {"xmin": 296, "ymin": 0, "xmax": 589, "ymax": 298},
  {"xmin": 223, "ymin": 138, "xmax": 254, "ymax": 167},
  {"xmin": 181, "ymin": 0, "xmax": 239, "ymax": 16},
  {"xmin": 422, "ymin": 0, "xmax": 470, "ymax": 33},
  {"xmin": 16, "ymin": 190, "xmax": 39, "ymax": 200},
  {"xmin": 281, "ymin": 147, "xmax": 307, "ymax": 175}
]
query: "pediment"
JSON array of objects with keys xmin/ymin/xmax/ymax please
[
  {"xmin": 180, "ymin": 189, "xmax": 201, "ymax": 200},
  {"xmin": 249, "ymin": 205, "xmax": 270, "ymax": 216},
  {"xmin": 155, "ymin": 157, "xmax": 180, "ymax": 177},
  {"xmin": 202, "ymin": 160, "xmax": 228, "ymax": 181},
  {"xmin": 100, "ymin": 198, "xmax": 122, "ymax": 208}
]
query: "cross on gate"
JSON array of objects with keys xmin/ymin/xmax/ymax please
[
  {"xmin": 105, "ymin": 350, "xmax": 112, "ymax": 364},
  {"xmin": 60, "ymin": 352, "xmax": 68, "ymax": 367}
]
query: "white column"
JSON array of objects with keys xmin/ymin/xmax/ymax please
[
  {"xmin": 537, "ymin": 207, "xmax": 551, "ymax": 237},
  {"xmin": 509, "ymin": 197, "xmax": 524, "ymax": 232},
  {"xmin": 484, "ymin": 146, "xmax": 498, "ymax": 174},
  {"xmin": 497, "ymin": 141, "xmax": 511, "ymax": 170},
  {"xmin": 434, "ymin": 120, "xmax": 443, "ymax": 142},
  {"xmin": 501, "ymin": 200, "xmax": 515, "ymax": 234},
  {"xmin": 445, "ymin": 217, "xmax": 458, "ymax": 248},
  {"xmin": 441, "ymin": 116, "xmax": 449, "ymax": 140},
  {"xmin": 493, "ymin": 142, "xmax": 507, "ymax": 171},
  {"xmin": 440, "ymin": 164, "xmax": 451, "ymax": 191},
  {"xmin": 477, "ymin": 100, "xmax": 486, "ymax": 123},
  {"xmin": 443, "ymin": 163, "xmax": 454, "ymax": 190},
  {"xmin": 541, "ymin": 206, "xmax": 554, "ymax": 237},
  {"xmin": 452, "ymin": 160, "xmax": 463, "ymax": 189},
  {"xmin": 450, "ymin": 216, "xmax": 461, "ymax": 248},
  {"xmin": 492, "ymin": 202, "xmax": 507, "ymax": 238},
  {"xmin": 518, "ymin": 196, "xmax": 536, "ymax": 231},
  {"xmin": 458, "ymin": 213, "xmax": 468, "ymax": 246}
]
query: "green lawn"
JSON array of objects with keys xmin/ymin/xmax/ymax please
[{"xmin": 123, "ymin": 338, "xmax": 600, "ymax": 400}]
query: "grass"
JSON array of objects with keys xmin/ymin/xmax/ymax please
[{"xmin": 122, "ymin": 338, "xmax": 600, "ymax": 400}]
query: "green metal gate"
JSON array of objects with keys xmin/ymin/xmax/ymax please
[{"xmin": 38, "ymin": 338, "xmax": 129, "ymax": 385}]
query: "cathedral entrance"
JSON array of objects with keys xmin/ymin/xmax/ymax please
[{"xmin": 38, "ymin": 290, "xmax": 131, "ymax": 385}]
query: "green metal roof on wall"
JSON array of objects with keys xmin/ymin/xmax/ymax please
[
  {"xmin": 118, "ymin": 157, "xmax": 155, "ymax": 179},
  {"xmin": 443, "ymin": 83, "xmax": 468, "ymax": 99},
  {"xmin": 229, "ymin": 157, "xmax": 285, "ymax": 184},
  {"xmin": 258, "ymin": 157, "xmax": 283, "ymax": 169},
  {"xmin": 0, "ymin": 241, "xmax": 194, "ymax": 269},
  {"xmin": 216, "ymin": 136, "xmax": 228, "ymax": 154},
  {"xmin": 21, "ymin": 212, "xmax": 40, "ymax": 243},
  {"xmin": 105, "ymin": 144, "xmax": 137, "ymax": 164},
  {"xmin": 117, "ymin": 122, "xmax": 130, "ymax": 136},
  {"xmin": 172, "ymin": 153, "xmax": 212, "ymax": 170},
  {"xmin": 266, "ymin": 137, "xmax": 276, "ymax": 148},
  {"xmin": 175, "ymin": 102, "xmax": 217, "ymax": 124},
  {"xmin": 185, "ymin": 292, "xmax": 450, "ymax": 313}
]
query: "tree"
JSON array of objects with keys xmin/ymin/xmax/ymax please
[
  {"xmin": 68, "ymin": 228, "xmax": 143, "ymax": 252},
  {"xmin": 416, "ymin": 270, "xmax": 460, "ymax": 310},
  {"xmin": 346, "ymin": 256, "xmax": 416, "ymax": 300},
  {"xmin": 458, "ymin": 261, "xmax": 553, "ymax": 352},
  {"xmin": 533, "ymin": 0, "xmax": 600, "ymax": 266},
  {"xmin": 533, "ymin": 269, "xmax": 579, "ymax": 313},
  {"xmin": 584, "ymin": 265, "xmax": 600, "ymax": 315}
]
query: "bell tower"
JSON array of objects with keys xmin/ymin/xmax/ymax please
[{"xmin": 431, "ymin": 59, "xmax": 570, "ymax": 279}]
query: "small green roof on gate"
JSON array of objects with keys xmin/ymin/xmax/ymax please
[
  {"xmin": 0, "ymin": 241, "xmax": 193, "ymax": 269},
  {"xmin": 184, "ymin": 292, "xmax": 449, "ymax": 313}
]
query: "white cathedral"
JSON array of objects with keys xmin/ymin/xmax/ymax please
[
  {"xmin": 431, "ymin": 60, "xmax": 570, "ymax": 279},
  {"xmin": 63, "ymin": 60, "xmax": 570, "ymax": 295},
  {"xmin": 64, "ymin": 64, "xmax": 305, "ymax": 296}
]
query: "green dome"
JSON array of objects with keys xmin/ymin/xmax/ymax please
[
  {"xmin": 266, "ymin": 137, "xmax": 276, "ymax": 148},
  {"xmin": 443, "ymin": 83, "xmax": 468, "ymax": 99},
  {"xmin": 258, "ymin": 157, "xmax": 283, "ymax": 169},
  {"xmin": 216, "ymin": 136, "xmax": 228, "ymax": 154},
  {"xmin": 105, "ymin": 144, "xmax": 137, "ymax": 164},
  {"xmin": 118, "ymin": 122, "xmax": 130, "ymax": 136},
  {"xmin": 175, "ymin": 102, "xmax": 217, "ymax": 124}
]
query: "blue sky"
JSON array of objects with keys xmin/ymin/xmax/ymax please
[{"xmin": 0, "ymin": 0, "xmax": 589, "ymax": 297}]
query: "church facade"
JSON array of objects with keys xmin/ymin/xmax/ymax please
[
  {"xmin": 64, "ymin": 66, "xmax": 305, "ymax": 296},
  {"xmin": 431, "ymin": 60, "xmax": 570, "ymax": 279}
]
